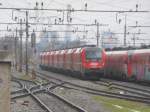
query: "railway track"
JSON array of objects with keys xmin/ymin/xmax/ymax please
[
  {"xmin": 11, "ymin": 89, "xmax": 30, "ymax": 99},
  {"xmin": 11, "ymin": 78, "xmax": 88, "ymax": 112},
  {"xmin": 99, "ymin": 78, "xmax": 150, "ymax": 90},
  {"xmin": 11, "ymin": 79, "xmax": 23, "ymax": 89},
  {"xmin": 32, "ymin": 69, "xmax": 150, "ymax": 104},
  {"xmin": 92, "ymin": 80, "xmax": 150, "ymax": 98}
]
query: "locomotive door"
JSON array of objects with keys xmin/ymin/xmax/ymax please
[
  {"xmin": 127, "ymin": 51, "xmax": 133, "ymax": 78},
  {"xmin": 145, "ymin": 56, "xmax": 150, "ymax": 81}
]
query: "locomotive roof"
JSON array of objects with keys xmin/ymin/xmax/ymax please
[
  {"xmin": 128, "ymin": 49, "xmax": 150, "ymax": 54},
  {"xmin": 106, "ymin": 50, "xmax": 127, "ymax": 55},
  {"xmin": 42, "ymin": 46, "xmax": 101, "ymax": 52},
  {"xmin": 106, "ymin": 48, "xmax": 150, "ymax": 55}
]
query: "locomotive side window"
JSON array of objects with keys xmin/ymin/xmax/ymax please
[{"xmin": 149, "ymin": 56, "xmax": 150, "ymax": 63}]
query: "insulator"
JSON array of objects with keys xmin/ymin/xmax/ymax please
[{"xmin": 36, "ymin": 2, "xmax": 38, "ymax": 7}]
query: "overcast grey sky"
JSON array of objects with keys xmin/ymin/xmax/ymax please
[{"xmin": 0, "ymin": 0, "xmax": 150, "ymax": 46}]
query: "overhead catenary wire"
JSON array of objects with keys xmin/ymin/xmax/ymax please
[
  {"xmin": 0, "ymin": 29, "xmax": 88, "ymax": 33},
  {"xmin": 1, "ymin": 0, "xmax": 149, "ymax": 47},
  {"xmin": 0, "ymin": 22, "xmax": 108, "ymax": 26},
  {"xmin": 128, "ymin": 25, "xmax": 150, "ymax": 28},
  {"xmin": 0, "ymin": 7, "xmax": 149, "ymax": 13}
]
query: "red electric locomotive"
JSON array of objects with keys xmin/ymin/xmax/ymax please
[{"xmin": 40, "ymin": 46, "xmax": 106, "ymax": 78}]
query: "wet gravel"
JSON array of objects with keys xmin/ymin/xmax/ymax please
[
  {"xmin": 11, "ymin": 81, "xmax": 21, "ymax": 91},
  {"xmin": 36, "ymin": 92, "xmax": 80, "ymax": 112},
  {"xmin": 53, "ymin": 87, "xmax": 110, "ymax": 112},
  {"xmin": 11, "ymin": 96, "xmax": 45, "ymax": 112},
  {"xmin": 12, "ymin": 69, "xmax": 150, "ymax": 112},
  {"xmin": 38, "ymin": 69, "xmax": 150, "ymax": 98},
  {"xmin": 11, "ymin": 71, "xmax": 44, "ymax": 112},
  {"xmin": 37, "ymin": 69, "xmax": 108, "ymax": 90}
]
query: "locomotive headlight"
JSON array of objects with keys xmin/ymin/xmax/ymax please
[
  {"xmin": 90, "ymin": 63, "xmax": 98, "ymax": 66},
  {"xmin": 102, "ymin": 62, "xmax": 105, "ymax": 66}
]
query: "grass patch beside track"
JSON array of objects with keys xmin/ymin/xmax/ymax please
[
  {"xmin": 18, "ymin": 73, "xmax": 48, "ymax": 84},
  {"xmin": 19, "ymin": 74, "xmax": 33, "ymax": 81},
  {"xmin": 93, "ymin": 95, "xmax": 150, "ymax": 112}
]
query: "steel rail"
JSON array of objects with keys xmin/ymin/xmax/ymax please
[
  {"xmin": 92, "ymin": 81, "xmax": 150, "ymax": 97},
  {"xmin": 46, "ymin": 90, "xmax": 88, "ymax": 112},
  {"xmin": 35, "ymin": 70, "xmax": 150, "ymax": 104},
  {"xmin": 12, "ymin": 78, "xmax": 88, "ymax": 112}
]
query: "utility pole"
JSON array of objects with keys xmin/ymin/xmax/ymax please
[
  {"xmin": 25, "ymin": 11, "xmax": 29, "ymax": 75},
  {"xmin": 101, "ymin": 35, "xmax": 104, "ymax": 48},
  {"xmin": 132, "ymin": 33, "xmax": 139, "ymax": 47},
  {"xmin": 133, "ymin": 34, "xmax": 136, "ymax": 47},
  {"xmin": 19, "ymin": 19, "xmax": 23, "ymax": 72},
  {"xmin": 96, "ymin": 22, "xmax": 100, "ymax": 47},
  {"xmin": 66, "ymin": 4, "xmax": 72, "ymax": 48},
  {"xmin": 14, "ymin": 28, "xmax": 18, "ymax": 70},
  {"xmin": 124, "ymin": 15, "xmax": 127, "ymax": 46},
  {"xmin": 31, "ymin": 30, "xmax": 36, "ymax": 79}
]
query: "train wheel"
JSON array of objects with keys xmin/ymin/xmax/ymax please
[
  {"xmin": 132, "ymin": 75, "xmax": 137, "ymax": 81},
  {"xmin": 80, "ymin": 73, "xmax": 87, "ymax": 80},
  {"xmin": 129, "ymin": 75, "xmax": 137, "ymax": 82}
]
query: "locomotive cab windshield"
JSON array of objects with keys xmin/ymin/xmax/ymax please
[{"xmin": 85, "ymin": 48, "xmax": 102, "ymax": 61}]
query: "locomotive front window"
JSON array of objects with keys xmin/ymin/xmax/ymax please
[{"xmin": 86, "ymin": 48, "xmax": 101, "ymax": 60}]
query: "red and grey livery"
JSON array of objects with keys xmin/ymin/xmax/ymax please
[{"xmin": 105, "ymin": 49, "xmax": 150, "ymax": 82}]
